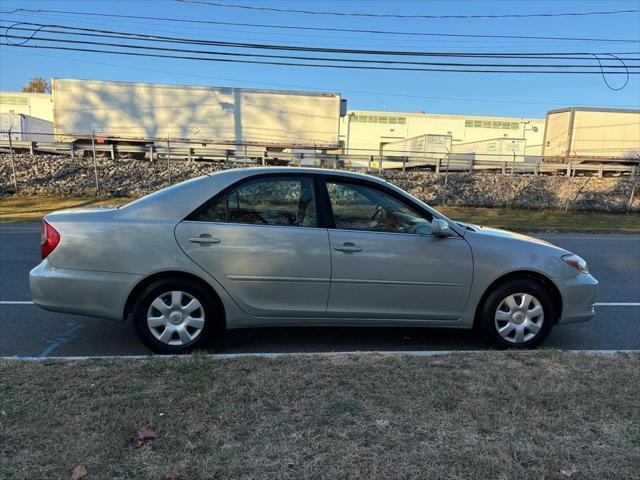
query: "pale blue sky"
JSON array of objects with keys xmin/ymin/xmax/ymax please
[{"xmin": 1, "ymin": 0, "xmax": 639, "ymax": 118}]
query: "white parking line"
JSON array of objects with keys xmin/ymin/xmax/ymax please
[
  {"xmin": 1, "ymin": 301, "xmax": 639, "ymax": 305},
  {"xmin": 0, "ymin": 227, "xmax": 40, "ymax": 231},
  {"xmin": 595, "ymin": 302, "xmax": 640, "ymax": 306}
]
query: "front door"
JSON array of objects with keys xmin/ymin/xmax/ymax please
[
  {"xmin": 175, "ymin": 174, "xmax": 331, "ymax": 318},
  {"xmin": 324, "ymin": 179, "xmax": 473, "ymax": 321}
]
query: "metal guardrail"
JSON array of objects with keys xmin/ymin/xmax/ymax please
[{"xmin": 1, "ymin": 140, "xmax": 638, "ymax": 178}]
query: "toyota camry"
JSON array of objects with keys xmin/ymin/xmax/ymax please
[{"xmin": 30, "ymin": 168, "xmax": 598, "ymax": 353}]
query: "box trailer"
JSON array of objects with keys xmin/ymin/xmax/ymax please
[
  {"xmin": 0, "ymin": 113, "xmax": 54, "ymax": 143},
  {"xmin": 452, "ymin": 137, "xmax": 527, "ymax": 163},
  {"xmin": 367, "ymin": 133, "xmax": 452, "ymax": 169},
  {"xmin": 52, "ymin": 79, "xmax": 344, "ymax": 149},
  {"xmin": 381, "ymin": 134, "xmax": 452, "ymax": 157},
  {"xmin": 542, "ymin": 107, "xmax": 640, "ymax": 162}
]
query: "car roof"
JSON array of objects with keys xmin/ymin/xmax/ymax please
[{"xmin": 209, "ymin": 166, "xmax": 390, "ymax": 185}]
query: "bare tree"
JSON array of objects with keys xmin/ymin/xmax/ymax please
[{"xmin": 22, "ymin": 77, "xmax": 50, "ymax": 93}]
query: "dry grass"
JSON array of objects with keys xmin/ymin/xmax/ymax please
[
  {"xmin": 439, "ymin": 206, "xmax": 640, "ymax": 233},
  {"xmin": 0, "ymin": 196, "xmax": 132, "ymax": 222},
  {"xmin": 1, "ymin": 352, "xmax": 639, "ymax": 479}
]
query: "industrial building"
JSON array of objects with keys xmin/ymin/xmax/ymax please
[
  {"xmin": 0, "ymin": 91, "xmax": 54, "ymax": 122},
  {"xmin": 339, "ymin": 110, "xmax": 546, "ymax": 158}
]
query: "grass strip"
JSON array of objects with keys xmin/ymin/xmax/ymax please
[
  {"xmin": 1, "ymin": 196, "xmax": 638, "ymax": 233},
  {"xmin": 0, "ymin": 196, "xmax": 132, "ymax": 223},
  {"xmin": 439, "ymin": 206, "xmax": 639, "ymax": 233},
  {"xmin": 1, "ymin": 351, "xmax": 639, "ymax": 479}
]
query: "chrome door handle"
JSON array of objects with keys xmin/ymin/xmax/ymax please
[
  {"xmin": 334, "ymin": 243, "xmax": 362, "ymax": 252},
  {"xmin": 189, "ymin": 235, "xmax": 221, "ymax": 244}
]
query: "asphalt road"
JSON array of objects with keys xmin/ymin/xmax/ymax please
[{"xmin": 0, "ymin": 223, "xmax": 638, "ymax": 357}]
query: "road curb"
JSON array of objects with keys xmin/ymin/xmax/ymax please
[{"xmin": 2, "ymin": 349, "xmax": 639, "ymax": 361}]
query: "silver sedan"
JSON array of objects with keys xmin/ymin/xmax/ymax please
[{"xmin": 30, "ymin": 168, "xmax": 598, "ymax": 353}]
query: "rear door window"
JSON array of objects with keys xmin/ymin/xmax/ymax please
[{"xmin": 189, "ymin": 176, "xmax": 317, "ymax": 227}]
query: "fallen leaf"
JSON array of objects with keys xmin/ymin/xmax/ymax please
[
  {"xmin": 279, "ymin": 405, "xmax": 291, "ymax": 414},
  {"xmin": 71, "ymin": 465, "xmax": 87, "ymax": 480},
  {"xmin": 137, "ymin": 426, "xmax": 157, "ymax": 441},
  {"xmin": 134, "ymin": 425, "xmax": 157, "ymax": 447}
]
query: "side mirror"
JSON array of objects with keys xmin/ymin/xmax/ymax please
[{"xmin": 431, "ymin": 218, "xmax": 451, "ymax": 237}]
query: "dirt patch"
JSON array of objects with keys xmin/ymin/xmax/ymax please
[{"xmin": 1, "ymin": 352, "xmax": 639, "ymax": 479}]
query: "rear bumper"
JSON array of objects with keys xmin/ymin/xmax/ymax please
[
  {"xmin": 556, "ymin": 273, "xmax": 598, "ymax": 324},
  {"xmin": 29, "ymin": 260, "xmax": 141, "ymax": 321}
]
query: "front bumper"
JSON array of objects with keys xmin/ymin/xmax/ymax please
[
  {"xmin": 29, "ymin": 260, "xmax": 141, "ymax": 321},
  {"xmin": 556, "ymin": 273, "xmax": 598, "ymax": 324}
]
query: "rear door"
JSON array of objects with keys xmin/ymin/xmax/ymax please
[
  {"xmin": 323, "ymin": 178, "xmax": 473, "ymax": 321},
  {"xmin": 175, "ymin": 174, "xmax": 331, "ymax": 318}
]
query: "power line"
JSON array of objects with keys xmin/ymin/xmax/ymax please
[
  {"xmin": 4, "ymin": 28, "xmax": 638, "ymax": 69},
  {"xmin": 174, "ymin": 1, "xmax": 640, "ymax": 20},
  {"xmin": 2, "ymin": 8, "xmax": 638, "ymax": 43},
  {"xmin": 2, "ymin": 43, "xmax": 637, "ymax": 74},
  {"xmin": 3, "ymin": 21, "xmax": 639, "ymax": 60},
  {"xmin": 3, "ymin": 47, "xmax": 636, "ymax": 108}
]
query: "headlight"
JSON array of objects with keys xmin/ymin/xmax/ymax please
[{"xmin": 562, "ymin": 254, "xmax": 589, "ymax": 273}]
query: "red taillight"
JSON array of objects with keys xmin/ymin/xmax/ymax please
[{"xmin": 41, "ymin": 220, "xmax": 60, "ymax": 259}]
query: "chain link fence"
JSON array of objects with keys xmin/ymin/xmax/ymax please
[{"xmin": 1, "ymin": 149, "xmax": 639, "ymax": 213}]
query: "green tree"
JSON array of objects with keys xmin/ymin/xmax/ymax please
[{"xmin": 22, "ymin": 77, "xmax": 50, "ymax": 93}]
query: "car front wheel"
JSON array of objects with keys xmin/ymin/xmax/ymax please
[
  {"xmin": 478, "ymin": 278, "xmax": 555, "ymax": 349},
  {"xmin": 132, "ymin": 278, "xmax": 221, "ymax": 354}
]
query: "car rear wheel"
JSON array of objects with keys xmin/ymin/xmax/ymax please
[
  {"xmin": 132, "ymin": 278, "xmax": 221, "ymax": 354},
  {"xmin": 478, "ymin": 278, "xmax": 555, "ymax": 349}
]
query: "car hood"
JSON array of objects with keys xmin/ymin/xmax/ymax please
[{"xmin": 455, "ymin": 221, "xmax": 558, "ymax": 248}]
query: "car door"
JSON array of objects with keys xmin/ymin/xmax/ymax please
[
  {"xmin": 323, "ymin": 178, "xmax": 473, "ymax": 321},
  {"xmin": 175, "ymin": 174, "xmax": 331, "ymax": 318}
]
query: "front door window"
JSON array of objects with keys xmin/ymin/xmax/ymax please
[{"xmin": 326, "ymin": 181, "xmax": 432, "ymax": 235}]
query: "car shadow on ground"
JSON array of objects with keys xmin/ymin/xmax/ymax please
[{"xmin": 215, "ymin": 326, "xmax": 488, "ymax": 353}]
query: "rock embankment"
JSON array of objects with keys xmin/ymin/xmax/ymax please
[{"xmin": 1, "ymin": 154, "xmax": 638, "ymax": 212}]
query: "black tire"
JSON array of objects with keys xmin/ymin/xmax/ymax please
[
  {"xmin": 478, "ymin": 277, "xmax": 555, "ymax": 349},
  {"xmin": 132, "ymin": 277, "xmax": 223, "ymax": 354}
]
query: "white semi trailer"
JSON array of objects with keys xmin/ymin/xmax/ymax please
[
  {"xmin": 52, "ymin": 79, "xmax": 345, "ymax": 149},
  {"xmin": 542, "ymin": 107, "xmax": 640, "ymax": 163},
  {"xmin": 374, "ymin": 134, "xmax": 452, "ymax": 169},
  {"xmin": 0, "ymin": 113, "xmax": 54, "ymax": 143},
  {"xmin": 451, "ymin": 137, "xmax": 528, "ymax": 163},
  {"xmin": 381, "ymin": 133, "xmax": 452, "ymax": 157}
]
